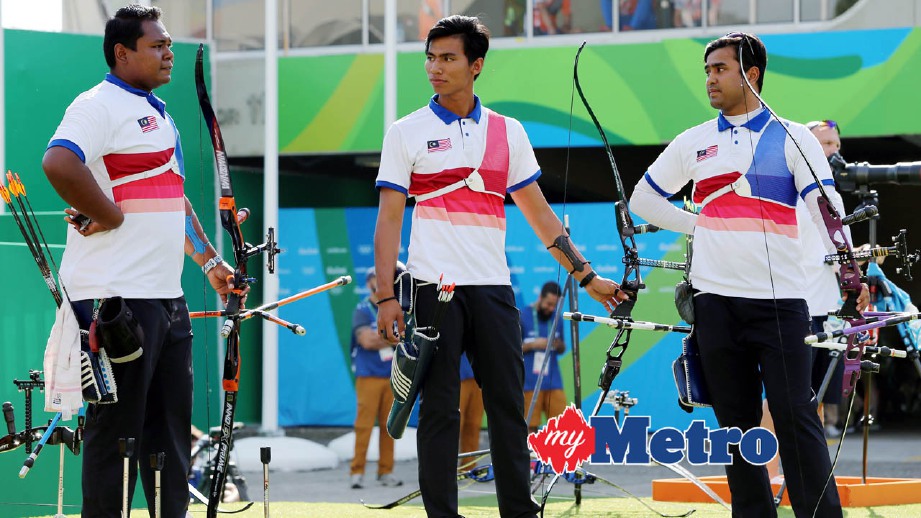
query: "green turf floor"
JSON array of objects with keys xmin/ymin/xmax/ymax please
[{"xmin": 27, "ymin": 498, "xmax": 921, "ymax": 517}]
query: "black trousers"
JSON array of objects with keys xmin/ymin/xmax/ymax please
[
  {"xmin": 694, "ymin": 294, "xmax": 842, "ymax": 518},
  {"xmin": 415, "ymin": 284, "xmax": 539, "ymax": 518},
  {"xmin": 79, "ymin": 297, "xmax": 193, "ymax": 518}
]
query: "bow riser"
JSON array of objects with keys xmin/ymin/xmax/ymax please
[{"xmin": 816, "ymin": 196, "xmax": 868, "ymax": 397}]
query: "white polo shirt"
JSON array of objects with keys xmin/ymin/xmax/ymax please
[
  {"xmin": 639, "ymin": 107, "xmax": 843, "ymax": 300},
  {"xmin": 49, "ymin": 74, "xmax": 186, "ymax": 300},
  {"xmin": 376, "ymin": 96, "xmax": 541, "ymax": 285}
]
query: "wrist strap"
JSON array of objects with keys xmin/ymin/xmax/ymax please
[
  {"xmin": 202, "ymin": 255, "xmax": 224, "ymax": 275},
  {"xmin": 376, "ymin": 296, "xmax": 398, "ymax": 306},
  {"xmin": 579, "ymin": 271, "xmax": 597, "ymax": 288},
  {"xmin": 568, "ymin": 260, "xmax": 590, "ymax": 275}
]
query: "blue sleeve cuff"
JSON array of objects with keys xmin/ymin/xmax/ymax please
[
  {"xmin": 376, "ymin": 181, "xmax": 408, "ymax": 196},
  {"xmin": 508, "ymin": 170, "xmax": 541, "ymax": 193},
  {"xmin": 643, "ymin": 172, "xmax": 674, "ymax": 198},
  {"xmin": 800, "ymin": 179, "xmax": 835, "ymax": 200},
  {"xmin": 47, "ymin": 139, "xmax": 86, "ymax": 163}
]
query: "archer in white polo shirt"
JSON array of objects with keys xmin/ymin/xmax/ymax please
[
  {"xmin": 631, "ymin": 32, "xmax": 866, "ymax": 518},
  {"xmin": 374, "ymin": 15, "xmax": 626, "ymax": 518},
  {"xmin": 42, "ymin": 6, "xmax": 234, "ymax": 516}
]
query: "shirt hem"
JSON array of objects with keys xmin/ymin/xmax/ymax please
[
  {"xmin": 64, "ymin": 288, "xmax": 184, "ymax": 301},
  {"xmin": 690, "ymin": 278, "xmax": 805, "ymax": 300}
]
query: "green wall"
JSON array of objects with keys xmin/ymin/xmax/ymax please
[{"xmin": 0, "ymin": 29, "xmax": 256, "ymax": 514}]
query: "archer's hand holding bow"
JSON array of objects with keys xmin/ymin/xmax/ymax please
[
  {"xmin": 582, "ymin": 273, "xmax": 631, "ymax": 314},
  {"xmin": 844, "ymin": 282, "xmax": 871, "ymax": 313},
  {"xmin": 206, "ymin": 261, "xmax": 248, "ymax": 308}
]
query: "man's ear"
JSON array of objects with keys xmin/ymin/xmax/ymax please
[
  {"xmin": 746, "ymin": 66, "xmax": 760, "ymax": 86},
  {"xmin": 114, "ymin": 43, "xmax": 129, "ymax": 65},
  {"xmin": 471, "ymin": 57, "xmax": 484, "ymax": 76}
]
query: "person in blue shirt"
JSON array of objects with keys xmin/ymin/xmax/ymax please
[
  {"xmin": 521, "ymin": 281, "xmax": 567, "ymax": 432},
  {"xmin": 350, "ymin": 269, "xmax": 403, "ymax": 489},
  {"xmin": 620, "ymin": 0, "xmax": 657, "ymax": 31}
]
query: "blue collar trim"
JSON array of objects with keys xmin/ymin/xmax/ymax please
[
  {"xmin": 105, "ymin": 73, "xmax": 166, "ymax": 116},
  {"xmin": 717, "ymin": 108, "xmax": 770, "ymax": 133},
  {"xmin": 429, "ymin": 95, "xmax": 482, "ymax": 124}
]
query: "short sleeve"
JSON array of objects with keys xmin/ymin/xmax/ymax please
[
  {"xmin": 506, "ymin": 118, "xmax": 541, "ymax": 193},
  {"xmin": 351, "ymin": 304, "xmax": 374, "ymax": 334},
  {"xmin": 644, "ymin": 136, "xmax": 690, "ymax": 197},
  {"xmin": 375, "ymin": 124, "xmax": 412, "ymax": 195},
  {"xmin": 519, "ymin": 307, "xmax": 533, "ymax": 338},
  {"xmin": 789, "ymin": 124, "xmax": 835, "ymax": 197},
  {"xmin": 48, "ymin": 95, "xmax": 109, "ymax": 165}
]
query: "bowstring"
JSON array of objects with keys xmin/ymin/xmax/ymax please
[
  {"xmin": 197, "ymin": 73, "xmax": 215, "ymax": 475},
  {"xmin": 524, "ymin": 45, "xmax": 577, "ymax": 428},
  {"xmin": 737, "ymin": 37, "xmax": 832, "ymax": 516}
]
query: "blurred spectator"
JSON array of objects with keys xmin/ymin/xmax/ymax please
[
  {"xmin": 674, "ymin": 0, "xmax": 720, "ymax": 27},
  {"xmin": 418, "ymin": 0, "xmax": 442, "ymax": 41},
  {"xmin": 505, "ymin": 0, "xmax": 527, "ymax": 36},
  {"xmin": 534, "ymin": 0, "xmax": 572, "ymax": 35},
  {"xmin": 349, "ymin": 269, "xmax": 402, "ymax": 489},
  {"xmin": 620, "ymin": 0, "xmax": 657, "ymax": 31},
  {"xmin": 601, "ymin": 0, "xmax": 614, "ymax": 30},
  {"xmin": 521, "ymin": 282, "xmax": 567, "ymax": 433}
]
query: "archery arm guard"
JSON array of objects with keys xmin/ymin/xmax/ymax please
[{"xmin": 547, "ymin": 234, "xmax": 590, "ymax": 273}]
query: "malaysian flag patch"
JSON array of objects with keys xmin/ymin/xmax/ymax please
[
  {"xmin": 427, "ymin": 138, "xmax": 452, "ymax": 153},
  {"xmin": 138, "ymin": 116, "xmax": 159, "ymax": 133},
  {"xmin": 696, "ymin": 145, "xmax": 718, "ymax": 162}
]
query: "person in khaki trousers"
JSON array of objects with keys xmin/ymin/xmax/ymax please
[
  {"xmin": 349, "ymin": 269, "xmax": 403, "ymax": 489},
  {"xmin": 458, "ymin": 352, "xmax": 484, "ymax": 467}
]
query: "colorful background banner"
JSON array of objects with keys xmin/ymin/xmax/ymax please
[{"xmin": 278, "ymin": 28, "xmax": 921, "ymax": 154}]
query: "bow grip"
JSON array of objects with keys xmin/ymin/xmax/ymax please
[
  {"xmin": 224, "ymin": 270, "xmax": 246, "ymax": 317},
  {"xmin": 597, "ymin": 357, "xmax": 622, "ymax": 391},
  {"xmin": 838, "ymin": 292, "xmax": 860, "ymax": 320}
]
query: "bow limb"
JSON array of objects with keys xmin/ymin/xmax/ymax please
[
  {"xmin": 195, "ymin": 45, "xmax": 248, "ymax": 304},
  {"xmin": 195, "ymin": 44, "xmax": 246, "ymax": 518},
  {"xmin": 572, "ymin": 43, "xmax": 650, "ymax": 417},
  {"xmin": 572, "ymin": 42, "xmax": 642, "ymax": 317}
]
